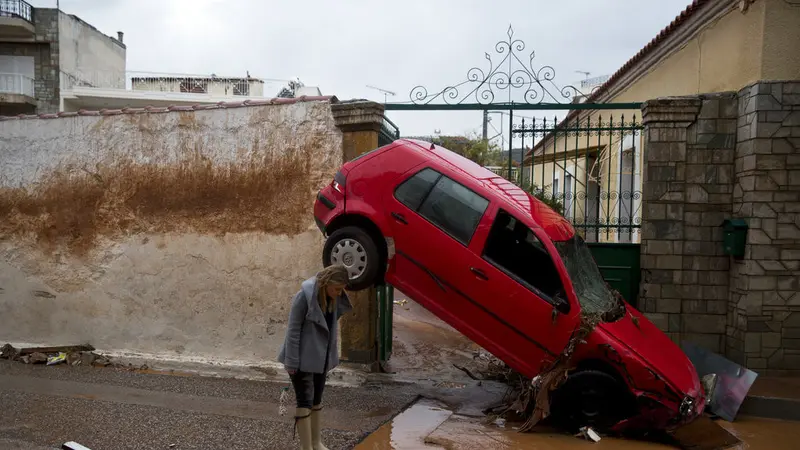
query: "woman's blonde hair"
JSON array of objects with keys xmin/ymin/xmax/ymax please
[{"xmin": 316, "ymin": 264, "xmax": 349, "ymax": 313}]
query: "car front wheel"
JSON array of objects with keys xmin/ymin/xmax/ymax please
[
  {"xmin": 549, "ymin": 369, "xmax": 635, "ymax": 432},
  {"xmin": 322, "ymin": 226, "xmax": 381, "ymax": 291}
]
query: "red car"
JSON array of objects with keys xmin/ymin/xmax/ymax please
[{"xmin": 313, "ymin": 139, "xmax": 707, "ymax": 432}]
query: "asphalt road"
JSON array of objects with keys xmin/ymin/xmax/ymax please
[{"xmin": 0, "ymin": 360, "xmax": 418, "ymax": 450}]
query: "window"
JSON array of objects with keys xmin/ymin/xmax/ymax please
[
  {"xmin": 564, "ymin": 173, "xmax": 573, "ymax": 219},
  {"xmin": 180, "ymin": 79, "xmax": 207, "ymax": 93},
  {"xmin": 483, "ymin": 209, "xmax": 565, "ymax": 303},
  {"xmin": 394, "ymin": 168, "xmax": 489, "ymax": 245},
  {"xmin": 232, "ymin": 80, "xmax": 250, "ymax": 96},
  {"xmin": 395, "ymin": 168, "xmax": 440, "ymax": 210}
]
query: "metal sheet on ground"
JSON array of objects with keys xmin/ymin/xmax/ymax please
[{"xmin": 681, "ymin": 341, "xmax": 758, "ymax": 422}]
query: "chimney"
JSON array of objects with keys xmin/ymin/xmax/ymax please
[{"xmin": 117, "ymin": 31, "xmax": 124, "ymax": 43}]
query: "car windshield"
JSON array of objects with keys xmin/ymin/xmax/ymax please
[{"xmin": 553, "ymin": 235, "xmax": 620, "ymax": 316}]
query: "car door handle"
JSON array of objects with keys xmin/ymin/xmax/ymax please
[
  {"xmin": 470, "ymin": 267, "xmax": 488, "ymax": 280},
  {"xmin": 391, "ymin": 212, "xmax": 408, "ymax": 225}
]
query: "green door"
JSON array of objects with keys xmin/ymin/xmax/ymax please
[{"xmin": 587, "ymin": 243, "xmax": 641, "ymax": 309}]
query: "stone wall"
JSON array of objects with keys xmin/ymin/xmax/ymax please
[
  {"xmin": 640, "ymin": 94, "xmax": 737, "ymax": 354},
  {"xmin": 729, "ymin": 81, "xmax": 800, "ymax": 374},
  {"xmin": 0, "ymin": 99, "xmax": 343, "ymax": 367},
  {"xmin": 640, "ymin": 81, "xmax": 800, "ymax": 373}
]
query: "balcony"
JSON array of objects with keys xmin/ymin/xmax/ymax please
[
  {"xmin": 0, "ymin": 72, "xmax": 34, "ymax": 98},
  {"xmin": 0, "ymin": 0, "xmax": 35, "ymax": 39}
]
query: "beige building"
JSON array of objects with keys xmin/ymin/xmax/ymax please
[{"xmin": 523, "ymin": 0, "xmax": 800, "ymax": 243}]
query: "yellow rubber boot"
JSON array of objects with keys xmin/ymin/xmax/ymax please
[
  {"xmin": 310, "ymin": 405, "xmax": 330, "ymax": 450},
  {"xmin": 295, "ymin": 408, "xmax": 313, "ymax": 450}
]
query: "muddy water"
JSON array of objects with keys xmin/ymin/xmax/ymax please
[
  {"xmin": 354, "ymin": 397, "xmax": 799, "ymax": 449},
  {"xmin": 355, "ymin": 399, "xmax": 452, "ymax": 449}
]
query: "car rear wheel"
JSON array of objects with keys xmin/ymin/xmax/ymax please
[
  {"xmin": 549, "ymin": 369, "xmax": 634, "ymax": 432},
  {"xmin": 323, "ymin": 226, "xmax": 381, "ymax": 291}
]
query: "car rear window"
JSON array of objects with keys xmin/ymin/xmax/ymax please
[
  {"xmin": 394, "ymin": 168, "xmax": 440, "ymax": 210},
  {"xmin": 418, "ymin": 176, "xmax": 489, "ymax": 245}
]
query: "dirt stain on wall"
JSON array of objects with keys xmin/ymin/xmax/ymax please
[{"xmin": 0, "ymin": 140, "xmax": 329, "ymax": 256}]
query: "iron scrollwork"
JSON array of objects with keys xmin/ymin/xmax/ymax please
[{"xmin": 409, "ymin": 25, "xmax": 594, "ymax": 105}]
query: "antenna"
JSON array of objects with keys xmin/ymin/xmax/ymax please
[
  {"xmin": 575, "ymin": 71, "xmax": 591, "ymax": 80},
  {"xmin": 366, "ymin": 85, "xmax": 396, "ymax": 103}
]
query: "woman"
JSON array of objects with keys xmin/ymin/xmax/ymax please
[{"xmin": 278, "ymin": 264, "xmax": 352, "ymax": 450}]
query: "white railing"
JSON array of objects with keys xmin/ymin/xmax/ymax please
[
  {"xmin": 60, "ymin": 70, "xmax": 290, "ymax": 98},
  {"xmin": 0, "ymin": 73, "xmax": 34, "ymax": 97}
]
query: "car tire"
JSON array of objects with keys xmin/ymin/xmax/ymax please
[
  {"xmin": 323, "ymin": 226, "xmax": 382, "ymax": 291},
  {"xmin": 548, "ymin": 369, "xmax": 634, "ymax": 432}
]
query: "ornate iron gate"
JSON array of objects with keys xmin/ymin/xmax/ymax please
[{"xmin": 373, "ymin": 26, "xmax": 645, "ymax": 362}]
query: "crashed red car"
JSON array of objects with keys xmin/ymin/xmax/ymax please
[{"xmin": 314, "ymin": 139, "xmax": 707, "ymax": 432}]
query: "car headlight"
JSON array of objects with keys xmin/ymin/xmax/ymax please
[{"xmin": 679, "ymin": 396, "xmax": 695, "ymax": 417}]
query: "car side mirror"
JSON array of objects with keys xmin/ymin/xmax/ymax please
[{"xmin": 553, "ymin": 292, "xmax": 570, "ymax": 316}]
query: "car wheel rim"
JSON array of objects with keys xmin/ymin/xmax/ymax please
[{"xmin": 331, "ymin": 238, "xmax": 367, "ymax": 279}]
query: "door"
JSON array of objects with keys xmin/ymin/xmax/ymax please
[
  {"xmin": 460, "ymin": 206, "xmax": 582, "ymax": 376},
  {"xmin": 384, "ymin": 166, "xmax": 527, "ymax": 366}
]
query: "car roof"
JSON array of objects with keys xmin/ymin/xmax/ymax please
[{"xmin": 398, "ymin": 139, "xmax": 575, "ymax": 241}]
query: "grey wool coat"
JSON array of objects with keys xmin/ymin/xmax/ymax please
[{"xmin": 277, "ymin": 276, "xmax": 353, "ymax": 374}]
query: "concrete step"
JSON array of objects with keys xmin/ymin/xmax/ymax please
[{"xmin": 738, "ymin": 376, "xmax": 800, "ymax": 421}]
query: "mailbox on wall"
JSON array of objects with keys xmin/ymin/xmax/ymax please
[{"xmin": 721, "ymin": 219, "xmax": 748, "ymax": 259}]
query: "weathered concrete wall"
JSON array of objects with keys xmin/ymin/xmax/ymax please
[
  {"xmin": 58, "ymin": 11, "xmax": 126, "ymax": 89},
  {"xmin": 0, "ymin": 99, "xmax": 342, "ymax": 366}
]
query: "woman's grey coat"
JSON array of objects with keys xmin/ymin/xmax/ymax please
[{"xmin": 278, "ymin": 276, "xmax": 353, "ymax": 374}]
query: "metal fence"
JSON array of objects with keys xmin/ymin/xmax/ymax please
[
  {"xmin": 511, "ymin": 113, "xmax": 643, "ymax": 243},
  {"xmin": 378, "ymin": 115, "xmax": 400, "ymax": 147},
  {"xmin": 0, "ymin": 0, "xmax": 32, "ymax": 23},
  {"xmin": 0, "ymin": 73, "xmax": 34, "ymax": 97}
]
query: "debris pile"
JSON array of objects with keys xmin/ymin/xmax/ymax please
[{"xmin": 0, "ymin": 343, "xmax": 113, "ymax": 368}]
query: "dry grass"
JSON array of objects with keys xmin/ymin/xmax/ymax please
[{"xmin": 0, "ymin": 143, "xmax": 329, "ymax": 255}]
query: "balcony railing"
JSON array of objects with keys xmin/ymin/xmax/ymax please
[
  {"xmin": 60, "ymin": 70, "xmax": 281, "ymax": 98},
  {"xmin": 0, "ymin": 73, "xmax": 34, "ymax": 97},
  {"xmin": 0, "ymin": 0, "xmax": 33, "ymax": 23}
]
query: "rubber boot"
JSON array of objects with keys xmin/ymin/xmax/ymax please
[
  {"xmin": 295, "ymin": 407, "xmax": 313, "ymax": 450},
  {"xmin": 310, "ymin": 405, "xmax": 329, "ymax": 450}
]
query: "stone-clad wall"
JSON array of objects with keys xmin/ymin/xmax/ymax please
[
  {"xmin": 640, "ymin": 94, "xmax": 737, "ymax": 354},
  {"xmin": 729, "ymin": 81, "xmax": 800, "ymax": 374},
  {"xmin": 640, "ymin": 81, "xmax": 800, "ymax": 373}
]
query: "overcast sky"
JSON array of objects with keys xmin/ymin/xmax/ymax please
[{"xmin": 33, "ymin": 0, "xmax": 692, "ymax": 143}]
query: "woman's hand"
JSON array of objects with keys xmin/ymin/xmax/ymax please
[{"xmin": 285, "ymin": 366, "xmax": 297, "ymax": 376}]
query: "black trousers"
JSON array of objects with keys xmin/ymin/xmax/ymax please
[{"xmin": 290, "ymin": 371, "xmax": 327, "ymax": 409}]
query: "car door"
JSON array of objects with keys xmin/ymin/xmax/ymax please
[
  {"xmin": 459, "ymin": 204, "xmax": 582, "ymax": 376},
  {"xmin": 383, "ymin": 165, "xmax": 511, "ymax": 354}
]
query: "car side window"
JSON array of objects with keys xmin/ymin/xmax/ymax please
[
  {"xmin": 417, "ymin": 176, "xmax": 489, "ymax": 245},
  {"xmin": 394, "ymin": 168, "xmax": 441, "ymax": 210},
  {"xmin": 482, "ymin": 209, "xmax": 565, "ymax": 302}
]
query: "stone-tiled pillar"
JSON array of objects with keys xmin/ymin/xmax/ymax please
[
  {"xmin": 640, "ymin": 94, "xmax": 737, "ymax": 353},
  {"xmin": 730, "ymin": 81, "xmax": 800, "ymax": 374},
  {"xmin": 330, "ymin": 100, "xmax": 384, "ymax": 368}
]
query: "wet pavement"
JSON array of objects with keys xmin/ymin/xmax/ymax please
[{"xmin": 0, "ymin": 360, "xmax": 418, "ymax": 449}]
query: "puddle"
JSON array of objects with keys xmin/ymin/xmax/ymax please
[{"xmin": 354, "ymin": 398, "xmax": 452, "ymax": 449}]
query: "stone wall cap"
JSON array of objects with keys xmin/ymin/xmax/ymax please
[{"xmin": 0, "ymin": 96, "xmax": 339, "ymax": 121}]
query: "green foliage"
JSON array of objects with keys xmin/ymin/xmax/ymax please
[{"xmin": 433, "ymin": 134, "xmax": 504, "ymax": 167}]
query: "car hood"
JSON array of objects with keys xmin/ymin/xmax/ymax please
[{"xmin": 598, "ymin": 306, "xmax": 701, "ymax": 398}]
